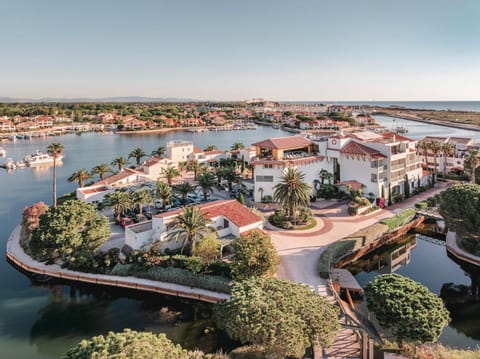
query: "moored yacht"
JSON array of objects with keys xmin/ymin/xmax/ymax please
[
  {"xmin": 24, "ymin": 150, "xmax": 63, "ymax": 166},
  {"xmin": 0, "ymin": 147, "xmax": 5, "ymax": 157}
]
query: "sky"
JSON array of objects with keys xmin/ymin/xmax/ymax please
[{"xmin": 1, "ymin": 0, "xmax": 480, "ymax": 101}]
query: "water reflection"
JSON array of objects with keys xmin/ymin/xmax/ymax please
[
  {"xmin": 27, "ymin": 280, "xmax": 236, "ymax": 357},
  {"xmin": 344, "ymin": 232, "xmax": 480, "ymax": 348}
]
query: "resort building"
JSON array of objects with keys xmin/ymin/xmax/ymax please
[
  {"xmin": 124, "ymin": 199, "xmax": 263, "ymax": 250},
  {"xmin": 166, "ymin": 140, "xmax": 194, "ymax": 163},
  {"xmin": 418, "ymin": 136, "xmax": 479, "ymax": 174},
  {"xmin": 251, "ymin": 136, "xmax": 329, "ymax": 202},
  {"xmin": 322, "ymin": 131, "xmax": 423, "ymax": 198}
]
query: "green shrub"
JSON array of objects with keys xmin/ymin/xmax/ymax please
[
  {"xmin": 261, "ymin": 195, "xmax": 273, "ymax": 203},
  {"xmin": 111, "ymin": 263, "xmax": 138, "ymax": 276},
  {"xmin": 380, "ymin": 208, "xmax": 416, "ymax": 231},
  {"xmin": 208, "ymin": 260, "xmax": 231, "ymax": 278},
  {"xmin": 141, "ymin": 267, "xmax": 231, "ymax": 293},
  {"xmin": 318, "ymin": 240, "xmax": 356, "ymax": 277},
  {"xmin": 185, "ymin": 256, "xmax": 206, "ymax": 274},
  {"xmin": 268, "ymin": 208, "xmax": 287, "ymax": 227},
  {"xmin": 347, "ymin": 204, "xmax": 358, "ymax": 216},
  {"xmin": 415, "ymin": 201, "xmax": 428, "ymax": 210}
]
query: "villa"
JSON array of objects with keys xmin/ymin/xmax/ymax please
[{"xmin": 124, "ymin": 199, "xmax": 263, "ymax": 250}]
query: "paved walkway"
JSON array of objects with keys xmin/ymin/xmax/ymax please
[{"xmin": 264, "ymin": 181, "xmax": 454, "ymax": 358}]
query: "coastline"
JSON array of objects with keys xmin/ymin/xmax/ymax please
[
  {"xmin": 374, "ymin": 111, "xmax": 480, "ymax": 132},
  {"xmin": 6, "ymin": 225, "xmax": 229, "ymax": 303}
]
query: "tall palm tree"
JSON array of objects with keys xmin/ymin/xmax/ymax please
[
  {"xmin": 230, "ymin": 142, "xmax": 244, "ymax": 150},
  {"xmin": 128, "ymin": 147, "xmax": 147, "ymax": 165},
  {"xmin": 204, "ymin": 144, "xmax": 218, "ymax": 152},
  {"xmin": 103, "ymin": 190, "xmax": 132, "ymax": 224},
  {"xmin": 465, "ymin": 149, "xmax": 480, "ymax": 184},
  {"xmin": 429, "ymin": 141, "xmax": 443, "ymax": 182},
  {"xmin": 319, "ymin": 169, "xmax": 333, "ymax": 185},
  {"xmin": 67, "ymin": 168, "xmax": 91, "ymax": 188},
  {"xmin": 197, "ymin": 171, "xmax": 216, "ymax": 201},
  {"xmin": 167, "ymin": 206, "xmax": 212, "ymax": 253},
  {"xmin": 273, "ymin": 167, "xmax": 311, "ymax": 219},
  {"xmin": 441, "ymin": 143, "xmax": 455, "ymax": 179},
  {"xmin": 162, "ymin": 165, "xmax": 180, "ymax": 186},
  {"xmin": 132, "ymin": 188, "xmax": 153, "ymax": 215},
  {"xmin": 175, "ymin": 181, "xmax": 196, "ymax": 205},
  {"xmin": 178, "ymin": 161, "xmax": 189, "ymax": 174},
  {"xmin": 155, "ymin": 180, "xmax": 172, "ymax": 210},
  {"xmin": 111, "ymin": 156, "xmax": 129, "ymax": 171},
  {"xmin": 92, "ymin": 163, "xmax": 112, "ymax": 180},
  {"xmin": 151, "ymin": 146, "xmax": 166, "ymax": 157},
  {"xmin": 47, "ymin": 142, "xmax": 64, "ymax": 208}
]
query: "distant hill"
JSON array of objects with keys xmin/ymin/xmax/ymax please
[{"xmin": 0, "ymin": 96, "xmax": 200, "ymax": 103}]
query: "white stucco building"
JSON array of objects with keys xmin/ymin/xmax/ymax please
[
  {"xmin": 124, "ymin": 199, "xmax": 263, "ymax": 250},
  {"xmin": 251, "ymin": 136, "xmax": 331, "ymax": 202}
]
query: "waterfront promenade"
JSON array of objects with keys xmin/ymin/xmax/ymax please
[{"xmin": 6, "ymin": 225, "xmax": 229, "ymax": 304}]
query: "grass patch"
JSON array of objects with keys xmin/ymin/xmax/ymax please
[
  {"xmin": 292, "ymin": 218, "xmax": 317, "ymax": 231},
  {"xmin": 380, "ymin": 208, "xmax": 416, "ymax": 231}
]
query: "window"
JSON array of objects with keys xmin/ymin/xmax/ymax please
[
  {"xmin": 371, "ymin": 160, "xmax": 378, "ymax": 168},
  {"xmin": 223, "ymin": 219, "xmax": 229, "ymax": 228},
  {"xmin": 256, "ymin": 175, "xmax": 274, "ymax": 182},
  {"xmin": 371, "ymin": 174, "xmax": 377, "ymax": 183},
  {"xmin": 264, "ymin": 164, "xmax": 273, "ymax": 169}
]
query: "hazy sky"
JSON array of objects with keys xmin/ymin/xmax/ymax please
[{"xmin": 1, "ymin": 0, "xmax": 479, "ymax": 101}]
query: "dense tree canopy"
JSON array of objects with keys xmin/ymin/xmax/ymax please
[
  {"xmin": 439, "ymin": 184, "xmax": 480, "ymax": 240},
  {"xmin": 231, "ymin": 230, "xmax": 279, "ymax": 280},
  {"xmin": 63, "ymin": 329, "xmax": 189, "ymax": 359},
  {"xmin": 30, "ymin": 200, "xmax": 110, "ymax": 266},
  {"xmin": 214, "ymin": 277, "xmax": 340, "ymax": 359},
  {"xmin": 365, "ymin": 274, "xmax": 450, "ymax": 344}
]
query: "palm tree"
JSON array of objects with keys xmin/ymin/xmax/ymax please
[
  {"xmin": 162, "ymin": 165, "xmax": 180, "ymax": 186},
  {"xmin": 132, "ymin": 188, "xmax": 153, "ymax": 215},
  {"xmin": 128, "ymin": 147, "xmax": 147, "ymax": 165},
  {"xmin": 465, "ymin": 149, "xmax": 480, "ymax": 184},
  {"xmin": 175, "ymin": 181, "xmax": 196, "ymax": 205},
  {"xmin": 197, "ymin": 171, "xmax": 216, "ymax": 201},
  {"xmin": 67, "ymin": 168, "xmax": 91, "ymax": 188},
  {"xmin": 230, "ymin": 142, "xmax": 244, "ymax": 150},
  {"xmin": 178, "ymin": 161, "xmax": 189, "ymax": 174},
  {"xmin": 441, "ymin": 143, "xmax": 455, "ymax": 179},
  {"xmin": 92, "ymin": 163, "xmax": 112, "ymax": 180},
  {"xmin": 111, "ymin": 156, "xmax": 129, "ymax": 171},
  {"xmin": 155, "ymin": 180, "xmax": 172, "ymax": 210},
  {"xmin": 167, "ymin": 206, "xmax": 212, "ymax": 253},
  {"xmin": 151, "ymin": 146, "xmax": 166, "ymax": 157},
  {"xmin": 273, "ymin": 167, "xmax": 311, "ymax": 219},
  {"xmin": 204, "ymin": 144, "xmax": 218, "ymax": 152},
  {"xmin": 221, "ymin": 166, "xmax": 240, "ymax": 192},
  {"xmin": 103, "ymin": 190, "xmax": 132, "ymax": 224},
  {"xmin": 429, "ymin": 141, "xmax": 443, "ymax": 182},
  {"xmin": 418, "ymin": 140, "xmax": 430, "ymax": 166},
  {"xmin": 319, "ymin": 169, "xmax": 333, "ymax": 185},
  {"xmin": 189, "ymin": 159, "xmax": 201, "ymax": 181},
  {"xmin": 47, "ymin": 142, "xmax": 64, "ymax": 208}
]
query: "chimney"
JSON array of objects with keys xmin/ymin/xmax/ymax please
[{"xmin": 392, "ymin": 134, "xmax": 396, "ymax": 142}]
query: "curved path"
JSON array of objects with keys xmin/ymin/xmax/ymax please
[{"xmin": 264, "ymin": 181, "xmax": 453, "ymax": 358}]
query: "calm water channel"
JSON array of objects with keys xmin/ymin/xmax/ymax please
[
  {"xmin": 1, "ymin": 118, "xmax": 480, "ymax": 357},
  {"xmin": 0, "ymin": 126, "xmax": 289, "ymax": 359}
]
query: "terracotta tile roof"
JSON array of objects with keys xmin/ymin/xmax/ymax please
[
  {"xmin": 252, "ymin": 136, "xmax": 312, "ymax": 150},
  {"xmin": 154, "ymin": 200, "xmax": 262, "ymax": 228},
  {"xmin": 94, "ymin": 168, "xmax": 141, "ymax": 186},
  {"xmin": 78, "ymin": 186, "xmax": 109, "ymax": 194},
  {"xmin": 381, "ymin": 132, "xmax": 414, "ymax": 142},
  {"xmin": 193, "ymin": 146, "xmax": 203, "ymax": 154},
  {"xmin": 340, "ymin": 141, "xmax": 386, "ymax": 159},
  {"xmin": 144, "ymin": 156, "xmax": 163, "ymax": 167},
  {"xmin": 203, "ymin": 150, "xmax": 224, "ymax": 155},
  {"xmin": 336, "ymin": 180, "xmax": 365, "ymax": 191},
  {"xmin": 448, "ymin": 137, "xmax": 473, "ymax": 145}
]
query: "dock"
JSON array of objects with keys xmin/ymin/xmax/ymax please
[{"xmin": 331, "ymin": 268, "xmax": 364, "ymax": 295}]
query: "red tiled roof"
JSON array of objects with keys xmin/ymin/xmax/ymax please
[
  {"xmin": 340, "ymin": 141, "xmax": 386, "ymax": 159},
  {"xmin": 252, "ymin": 136, "xmax": 312, "ymax": 150},
  {"xmin": 381, "ymin": 132, "xmax": 414, "ymax": 142},
  {"xmin": 193, "ymin": 146, "xmax": 203, "ymax": 154},
  {"xmin": 203, "ymin": 150, "xmax": 224, "ymax": 155},
  {"xmin": 144, "ymin": 156, "xmax": 163, "ymax": 167},
  {"xmin": 79, "ymin": 186, "xmax": 109, "ymax": 194},
  {"xmin": 336, "ymin": 180, "xmax": 365, "ymax": 190},
  {"xmin": 94, "ymin": 168, "xmax": 140, "ymax": 185},
  {"xmin": 154, "ymin": 200, "xmax": 262, "ymax": 228}
]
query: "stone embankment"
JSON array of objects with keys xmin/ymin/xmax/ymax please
[
  {"xmin": 6, "ymin": 225, "xmax": 229, "ymax": 304},
  {"xmin": 446, "ymin": 231, "xmax": 480, "ymax": 267}
]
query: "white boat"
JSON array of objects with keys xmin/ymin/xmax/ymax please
[
  {"xmin": 0, "ymin": 147, "xmax": 5, "ymax": 157},
  {"xmin": 24, "ymin": 150, "xmax": 63, "ymax": 166},
  {"xmin": 15, "ymin": 160, "xmax": 27, "ymax": 168},
  {"xmin": 2, "ymin": 158, "xmax": 16, "ymax": 170}
]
